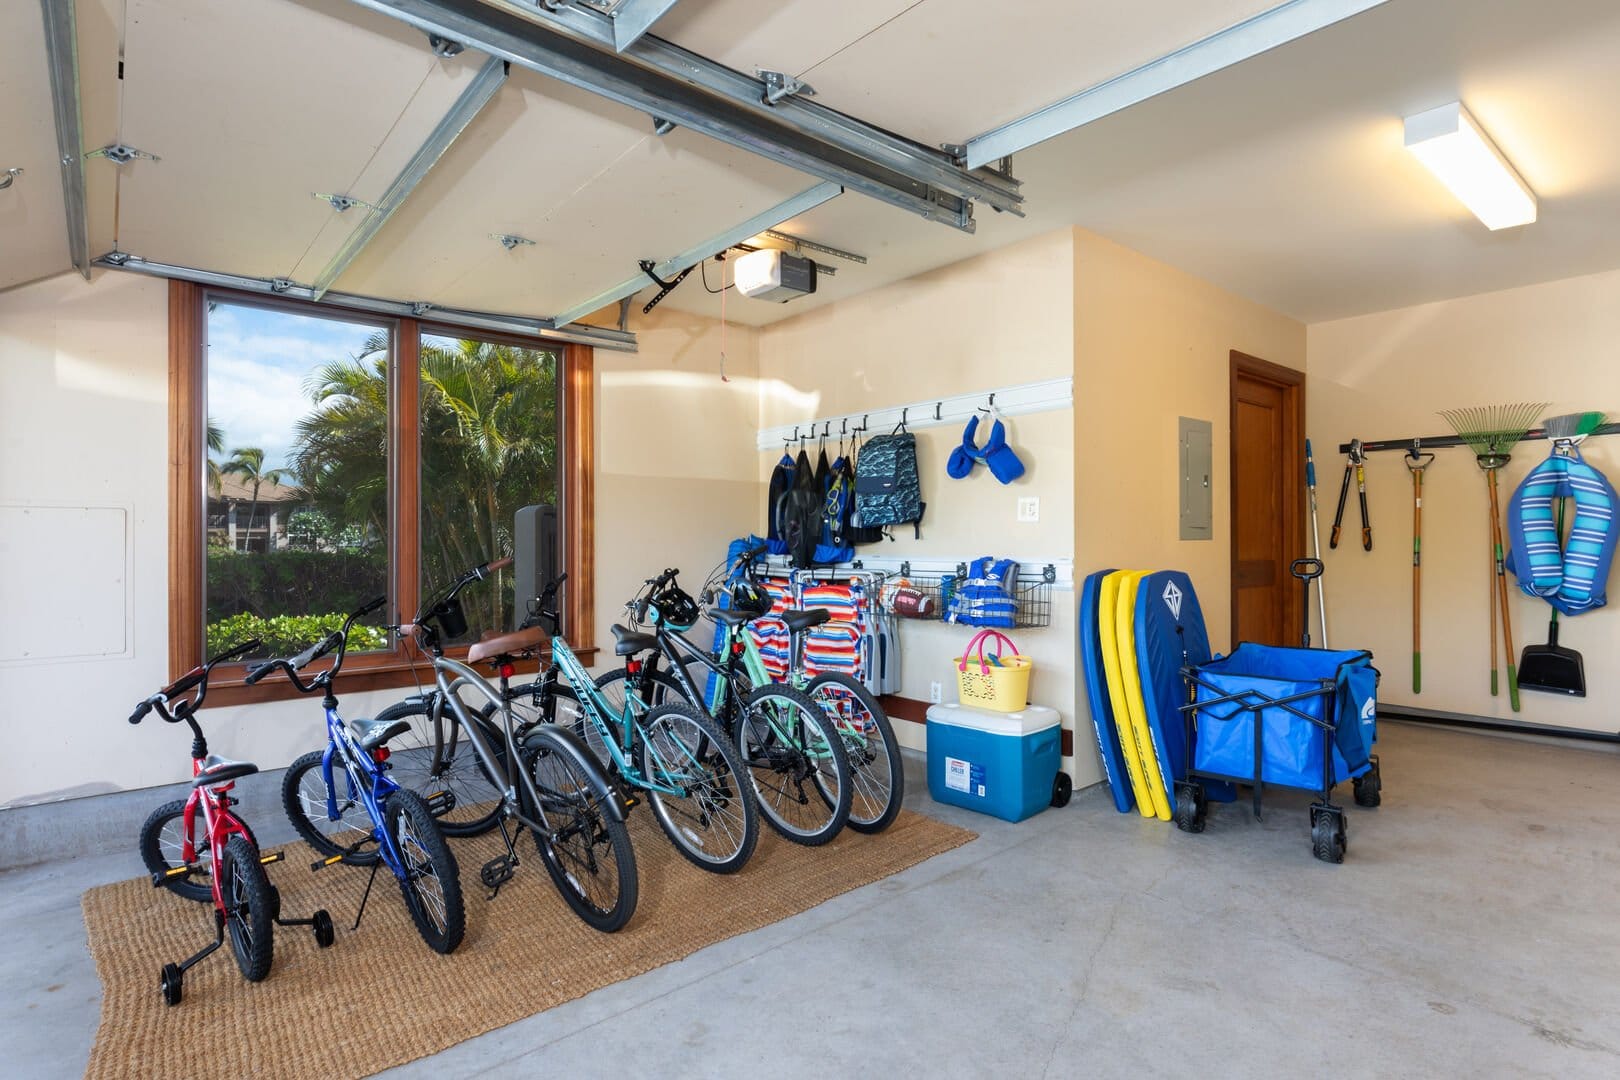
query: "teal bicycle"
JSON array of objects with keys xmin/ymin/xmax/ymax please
[{"xmin": 600, "ymin": 567, "xmax": 856, "ymax": 846}]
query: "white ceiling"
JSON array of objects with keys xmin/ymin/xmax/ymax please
[{"xmin": 6, "ymin": 0, "xmax": 1620, "ymax": 334}]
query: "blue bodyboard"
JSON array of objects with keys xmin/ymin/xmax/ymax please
[
  {"xmin": 1133, "ymin": 571, "xmax": 1234, "ymax": 803},
  {"xmin": 1079, "ymin": 569, "xmax": 1133, "ymax": 813}
]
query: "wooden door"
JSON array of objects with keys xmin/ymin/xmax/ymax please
[{"xmin": 1230, "ymin": 352, "xmax": 1304, "ymax": 646}]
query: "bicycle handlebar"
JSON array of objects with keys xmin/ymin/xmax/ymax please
[
  {"xmin": 129, "ymin": 639, "xmax": 263, "ymax": 724},
  {"xmin": 632, "ymin": 568, "xmax": 679, "ymax": 622},
  {"xmin": 244, "ymin": 595, "xmax": 385, "ymax": 692}
]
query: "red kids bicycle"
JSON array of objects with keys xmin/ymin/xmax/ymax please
[{"xmin": 131, "ymin": 640, "xmax": 335, "ymax": 1006}]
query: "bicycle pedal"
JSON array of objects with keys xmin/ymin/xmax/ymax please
[
  {"xmin": 258, "ymin": 850, "xmax": 285, "ymax": 866},
  {"xmin": 424, "ymin": 789, "xmax": 457, "ymax": 818},
  {"xmin": 479, "ymin": 855, "xmax": 515, "ymax": 890},
  {"xmin": 311, "ymin": 853, "xmax": 345, "ymax": 872},
  {"xmin": 153, "ymin": 864, "xmax": 196, "ymax": 887}
]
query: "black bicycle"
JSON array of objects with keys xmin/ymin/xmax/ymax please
[{"xmin": 386, "ymin": 559, "xmax": 639, "ymax": 931}]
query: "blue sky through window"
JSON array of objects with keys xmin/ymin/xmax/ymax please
[{"xmin": 205, "ymin": 302, "xmax": 385, "ymax": 474}]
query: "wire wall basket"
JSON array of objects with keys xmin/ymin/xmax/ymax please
[{"xmin": 889, "ymin": 563, "xmax": 1055, "ymax": 630}]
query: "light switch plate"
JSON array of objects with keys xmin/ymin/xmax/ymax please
[{"xmin": 1017, "ymin": 497, "xmax": 1040, "ymax": 522}]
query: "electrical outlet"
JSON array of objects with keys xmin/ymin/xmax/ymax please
[
  {"xmin": 929, "ymin": 681, "xmax": 943, "ymax": 704},
  {"xmin": 1017, "ymin": 496, "xmax": 1040, "ymax": 523}
]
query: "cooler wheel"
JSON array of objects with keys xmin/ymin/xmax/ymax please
[{"xmin": 1050, "ymin": 772, "xmax": 1073, "ymax": 808}]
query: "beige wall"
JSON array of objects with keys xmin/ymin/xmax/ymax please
[
  {"xmin": 1308, "ymin": 268, "xmax": 1620, "ymax": 730},
  {"xmin": 1073, "ymin": 229, "xmax": 1308, "ymax": 651},
  {"xmin": 0, "ymin": 273, "xmax": 759, "ymax": 807},
  {"xmin": 593, "ymin": 305, "xmax": 763, "ymax": 646},
  {"xmin": 758, "ymin": 230, "xmax": 1085, "ymax": 778}
]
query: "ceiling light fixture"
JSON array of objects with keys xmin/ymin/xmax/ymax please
[{"xmin": 1404, "ymin": 102, "xmax": 1536, "ymax": 230}]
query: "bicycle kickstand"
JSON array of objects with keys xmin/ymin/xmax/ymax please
[{"xmin": 351, "ymin": 859, "xmax": 382, "ymax": 933}]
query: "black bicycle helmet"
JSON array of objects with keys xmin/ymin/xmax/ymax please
[
  {"xmin": 647, "ymin": 585, "xmax": 700, "ymax": 631},
  {"xmin": 728, "ymin": 579, "xmax": 773, "ymax": 618}
]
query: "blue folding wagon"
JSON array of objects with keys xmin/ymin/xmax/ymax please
[{"xmin": 1175, "ymin": 643, "xmax": 1382, "ymax": 863}]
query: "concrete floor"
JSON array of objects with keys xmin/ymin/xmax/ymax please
[{"xmin": 4, "ymin": 720, "xmax": 1618, "ymax": 1078}]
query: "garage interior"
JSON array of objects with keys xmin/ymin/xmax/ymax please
[{"xmin": 3, "ymin": 1, "xmax": 1619, "ymax": 1076}]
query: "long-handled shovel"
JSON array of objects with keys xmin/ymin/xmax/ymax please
[{"xmin": 1405, "ymin": 441, "xmax": 1435, "ymax": 692}]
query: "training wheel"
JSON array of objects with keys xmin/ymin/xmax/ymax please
[
  {"xmin": 160, "ymin": 963, "xmax": 183, "ymax": 1007},
  {"xmin": 313, "ymin": 909, "xmax": 335, "ymax": 948},
  {"xmin": 1050, "ymin": 772, "xmax": 1073, "ymax": 808}
]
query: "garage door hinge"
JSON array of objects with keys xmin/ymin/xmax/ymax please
[
  {"xmin": 86, "ymin": 143, "xmax": 159, "ymax": 165},
  {"xmin": 758, "ymin": 70, "xmax": 814, "ymax": 106},
  {"xmin": 312, "ymin": 192, "xmax": 379, "ymax": 213}
]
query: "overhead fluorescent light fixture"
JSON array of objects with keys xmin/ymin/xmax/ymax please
[{"xmin": 1404, "ymin": 102, "xmax": 1536, "ymax": 230}]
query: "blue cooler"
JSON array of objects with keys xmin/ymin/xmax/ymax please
[{"xmin": 926, "ymin": 703, "xmax": 1062, "ymax": 822}]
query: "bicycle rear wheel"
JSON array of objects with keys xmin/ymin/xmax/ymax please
[
  {"xmin": 282, "ymin": 751, "xmax": 379, "ymax": 865},
  {"xmin": 526, "ymin": 726, "xmax": 639, "ymax": 932},
  {"xmin": 804, "ymin": 674, "xmax": 904, "ymax": 834},
  {"xmin": 220, "ymin": 835, "xmax": 274, "ymax": 981},
  {"xmin": 738, "ymin": 684, "xmax": 852, "ymax": 846},
  {"xmin": 139, "ymin": 799, "xmax": 258, "ymax": 903},
  {"xmin": 639, "ymin": 702, "xmax": 758, "ymax": 873},
  {"xmin": 376, "ymin": 697, "xmax": 504, "ymax": 838},
  {"xmin": 384, "ymin": 790, "xmax": 465, "ymax": 954}
]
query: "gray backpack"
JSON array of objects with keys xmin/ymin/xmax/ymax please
[{"xmin": 853, "ymin": 428, "xmax": 924, "ymax": 539}]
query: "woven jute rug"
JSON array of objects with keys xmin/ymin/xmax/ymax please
[{"xmin": 82, "ymin": 808, "xmax": 973, "ymax": 1078}]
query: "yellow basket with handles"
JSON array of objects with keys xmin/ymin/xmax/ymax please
[{"xmin": 953, "ymin": 630, "xmax": 1034, "ymax": 713}]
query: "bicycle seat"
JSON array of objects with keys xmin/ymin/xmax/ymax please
[
  {"xmin": 781, "ymin": 608, "xmax": 830, "ymax": 634},
  {"xmin": 707, "ymin": 608, "xmax": 757, "ymax": 628},
  {"xmin": 610, "ymin": 623, "xmax": 659, "ymax": 657},
  {"xmin": 467, "ymin": 625, "xmax": 549, "ymax": 664},
  {"xmin": 349, "ymin": 716, "xmax": 411, "ymax": 752},
  {"xmin": 192, "ymin": 754, "xmax": 258, "ymax": 787}
]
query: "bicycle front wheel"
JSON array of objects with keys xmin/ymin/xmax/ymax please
[
  {"xmin": 526, "ymin": 726, "xmax": 639, "ymax": 932},
  {"xmin": 738, "ymin": 684, "xmax": 852, "ymax": 846},
  {"xmin": 639, "ymin": 702, "xmax": 759, "ymax": 873},
  {"xmin": 220, "ymin": 835, "xmax": 274, "ymax": 981},
  {"xmin": 384, "ymin": 790, "xmax": 465, "ymax": 954},
  {"xmin": 805, "ymin": 674, "xmax": 904, "ymax": 834},
  {"xmin": 377, "ymin": 697, "xmax": 505, "ymax": 838},
  {"xmin": 282, "ymin": 751, "xmax": 379, "ymax": 865}
]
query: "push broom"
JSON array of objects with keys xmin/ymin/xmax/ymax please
[
  {"xmin": 1440, "ymin": 403, "xmax": 1548, "ymax": 712},
  {"xmin": 1517, "ymin": 410, "xmax": 1606, "ymax": 696}
]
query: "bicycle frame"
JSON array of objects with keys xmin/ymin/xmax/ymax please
[
  {"xmin": 178, "ymin": 767, "xmax": 255, "ymax": 910},
  {"xmin": 546, "ymin": 638, "xmax": 696, "ymax": 798},
  {"xmin": 316, "ymin": 705, "xmax": 412, "ymax": 876},
  {"xmin": 425, "ymin": 652, "xmax": 630, "ymax": 830}
]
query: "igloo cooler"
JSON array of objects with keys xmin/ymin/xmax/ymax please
[{"xmin": 926, "ymin": 702, "xmax": 1062, "ymax": 822}]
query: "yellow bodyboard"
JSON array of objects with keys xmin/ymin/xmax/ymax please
[
  {"xmin": 1098, "ymin": 571, "xmax": 1157, "ymax": 818},
  {"xmin": 1115, "ymin": 572, "xmax": 1171, "ymax": 820}
]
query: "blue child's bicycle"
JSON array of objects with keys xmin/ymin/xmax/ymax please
[{"xmin": 248, "ymin": 597, "xmax": 467, "ymax": 954}]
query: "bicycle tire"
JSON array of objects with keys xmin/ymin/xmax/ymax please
[
  {"xmin": 375, "ymin": 697, "xmax": 505, "ymax": 838},
  {"xmin": 525, "ymin": 725, "xmax": 639, "ymax": 932},
  {"xmin": 637, "ymin": 701, "xmax": 759, "ymax": 873},
  {"xmin": 220, "ymin": 835, "xmax": 275, "ymax": 982},
  {"xmin": 139, "ymin": 799, "xmax": 259, "ymax": 903},
  {"xmin": 804, "ymin": 673, "xmax": 905, "ymax": 834},
  {"xmin": 738, "ymin": 683, "xmax": 852, "ymax": 846},
  {"xmin": 384, "ymin": 790, "xmax": 465, "ymax": 954},
  {"xmin": 281, "ymin": 750, "xmax": 379, "ymax": 865}
]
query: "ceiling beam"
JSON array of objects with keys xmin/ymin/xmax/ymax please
[
  {"xmin": 549, "ymin": 181, "xmax": 842, "ymax": 327},
  {"xmin": 493, "ymin": 0, "xmax": 1022, "ymax": 212},
  {"xmin": 95, "ymin": 252, "xmax": 638, "ymax": 351},
  {"xmin": 607, "ymin": 0, "xmax": 679, "ymax": 52},
  {"xmin": 962, "ymin": 0, "xmax": 1391, "ymax": 169},
  {"xmin": 39, "ymin": 0, "xmax": 89, "ymax": 279},
  {"xmin": 312, "ymin": 55, "xmax": 507, "ymax": 300},
  {"xmin": 347, "ymin": 0, "xmax": 1020, "ymax": 228}
]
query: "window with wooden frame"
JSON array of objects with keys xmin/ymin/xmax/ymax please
[{"xmin": 167, "ymin": 280, "xmax": 595, "ymax": 703}]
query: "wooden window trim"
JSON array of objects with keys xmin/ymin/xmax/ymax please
[{"xmin": 168, "ymin": 280, "xmax": 595, "ymax": 706}]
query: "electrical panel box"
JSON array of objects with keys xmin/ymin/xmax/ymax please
[
  {"xmin": 513, "ymin": 504, "xmax": 559, "ymax": 630},
  {"xmin": 1179, "ymin": 417, "xmax": 1213, "ymax": 541}
]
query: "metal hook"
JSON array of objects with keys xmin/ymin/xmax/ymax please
[{"xmin": 934, "ymin": 401, "xmax": 942, "ymax": 422}]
